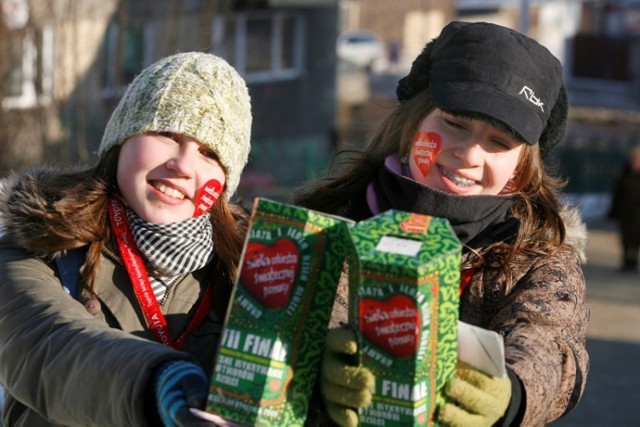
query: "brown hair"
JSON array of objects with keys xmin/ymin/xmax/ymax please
[
  {"xmin": 294, "ymin": 92, "xmax": 430, "ymax": 213},
  {"xmin": 468, "ymin": 141, "xmax": 567, "ymax": 284},
  {"xmin": 28, "ymin": 146, "xmax": 248, "ymax": 294},
  {"xmin": 293, "ymin": 90, "xmax": 567, "ymax": 283}
]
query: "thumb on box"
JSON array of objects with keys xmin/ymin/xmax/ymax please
[{"xmin": 320, "ymin": 327, "xmax": 375, "ymax": 427}]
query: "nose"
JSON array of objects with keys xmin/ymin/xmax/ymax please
[
  {"xmin": 454, "ymin": 139, "xmax": 483, "ymax": 167},
  {"xmin": 167, "ymin": 143, "xmax": 198, "ymax": 177}
]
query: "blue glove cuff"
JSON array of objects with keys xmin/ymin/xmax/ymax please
[{"xmin": 155, "ymin": 360, "xmax": 208, "ymax": 427}]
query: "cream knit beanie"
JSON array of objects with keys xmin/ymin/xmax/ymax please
[{"xmin": 99, "ymin": 52, "xmax": 252, "ymax": 197}]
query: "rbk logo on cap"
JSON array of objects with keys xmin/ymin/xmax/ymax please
[{"xmin": 519, "ymin": 86, "xmax": 545, "ymax": 112}]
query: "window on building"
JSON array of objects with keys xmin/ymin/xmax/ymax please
[
  {"xmin": 101, "ymin": 21, "xmax": 146, "ymax": 98},
  {"xmin": 2, "ymin": 26, "xmax": 54, "ymax": 109},
  {"xmin": 211, "ymin": 11, "xmax": 304, "ymax": 83}
]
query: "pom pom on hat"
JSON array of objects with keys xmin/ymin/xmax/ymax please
[{"xmin": 99, "ymin": 52, "xmax": 252, "ymax": 197}]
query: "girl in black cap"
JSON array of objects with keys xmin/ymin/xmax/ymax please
[{"xmin": 296, "ymin": 21, "xmax": 589, "ymax": 427}]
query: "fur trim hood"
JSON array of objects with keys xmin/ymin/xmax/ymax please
[
  {"xmin": 0, "ymin": 165, "xmax": 92, "ymax": 257},
  {"xmin": 560, "ymin": 203, "xmax": 588, "ymax": 264}
]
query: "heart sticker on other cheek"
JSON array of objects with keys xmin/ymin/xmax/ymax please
[
  {"xmin": 193, "ymin": 179, "xmax": 223, "ymax": 217},
  {"xmin": 240, "ymin": 239, "xmax": 299, "ymax": 309},
  {"xmin": 412, "ymin": 132, "xmax": 442, "ymax": 177},
  {"xmin": 359, "ymin": 294, "xmax": 420, "ymax": 358}
]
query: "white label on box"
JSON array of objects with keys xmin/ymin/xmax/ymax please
[{"xmin": 375, "ymin": 236, "xmax": 422, "ymax": 257}]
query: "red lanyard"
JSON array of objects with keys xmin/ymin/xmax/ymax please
[{"xmin": 108, "ymin": 198, "xmax": 214, "ymax": 350}]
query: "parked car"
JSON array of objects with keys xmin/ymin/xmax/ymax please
[{"xmin": 337, "ymin": 29, "xmax": 385, "ymax": 71}]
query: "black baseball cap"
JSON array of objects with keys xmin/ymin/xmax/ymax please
[{"xmin": 397, "ymin": 21, "xmax": 564, "ymax": 146}]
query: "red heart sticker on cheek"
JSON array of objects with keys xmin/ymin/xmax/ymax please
[
  {"xmin": 240, "ymin": 239, "xmax": 299, "ymax": 309},
  {"xmin": 412, "ymin": 132, "xmax": 442, "ymax": 177},
  {"xmin": 359, "ymin": 294, "xmax": 420, "ymax": 358},
  {"xmin": 193, "ymin": 179, "xmax": 223, "ymax": 217}
]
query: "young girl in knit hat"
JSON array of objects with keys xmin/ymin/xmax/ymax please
[
  {"xmin": 0, "ymin": 52, "xmax": 251, "ymax": 426},
  {"xmin": 296, "ymin": 21, "xmax": 590, "ymax": 426}
]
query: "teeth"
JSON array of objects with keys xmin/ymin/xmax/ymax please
[
  {"xmin": 154, "ymin": 183, "xmax": 185, "ymax": 200},
  {"xmin": 440, "ymin": 167, "xmax": 475, "ymax": 186}
]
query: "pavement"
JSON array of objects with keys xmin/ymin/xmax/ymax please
[{"xmin": 549, "ymin": 219, "xmax": 640, "ymax": 426}]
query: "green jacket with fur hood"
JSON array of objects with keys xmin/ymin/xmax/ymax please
[{"xmin": 0, "ymin": 167, "xmax": 232, "ymax": 427}]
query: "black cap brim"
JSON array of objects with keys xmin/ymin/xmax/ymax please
[{"xmin": 430, "ymin": 79, "xmax": 545, "ymax": 145}]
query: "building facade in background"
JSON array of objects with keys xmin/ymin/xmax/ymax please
[
  {"xmin": 0, "ymin": 0, "xmax": 339, "ymax": 202},
  {"xmin": 3, "ymin": 0, "xmax": 640, "ymax": 202}
]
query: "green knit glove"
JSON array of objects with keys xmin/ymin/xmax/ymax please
[
  {"xmin": 320, "ymin": 328, "xmax": 375, "ymax": 427},
  {"xmin": 437, "ymin": 362, "xmax": 511, "ymax": 427}
]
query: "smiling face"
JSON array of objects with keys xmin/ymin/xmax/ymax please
[
  {"xmin": 408, "ymin": 109, "xmax": 525, "ymax": 196},
  {"xmin": 117, "ymin": 132, "xmax": 226, "ymax": 224}
]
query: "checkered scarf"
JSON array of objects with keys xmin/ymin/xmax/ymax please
[{"xmin": 125, "ymin": 208, "xmax": 214, "ymax": 304}]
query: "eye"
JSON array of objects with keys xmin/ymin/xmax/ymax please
[
  {"xmin": 487, "ymin": 136, "xmax": 523, "ymax": 154},
  {"xmin": 200, "ymin": 148, "xmax": 220, "ymax": 161},
  {"xmin": 490, "ymin": 138, "xmax": 512, "ymax": 150},
  {"xmin": 443, "ymin": 117, "xmax": 467, "ymax": 130},
  {"xmin": 156, "ymin": 131, "xmax": 180, "ymax": 142}
]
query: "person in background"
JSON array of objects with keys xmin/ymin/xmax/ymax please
[
  {"xmin": 295, "ymin": 21, "xmax": 590, "ymax": 427},
  {"xmin": 608, "ymin": 145, "xmax": 640, "ymax": 273},
  {"xmin": 0, "ymin": 52, "xmax": 251, "ymax": 426}
]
